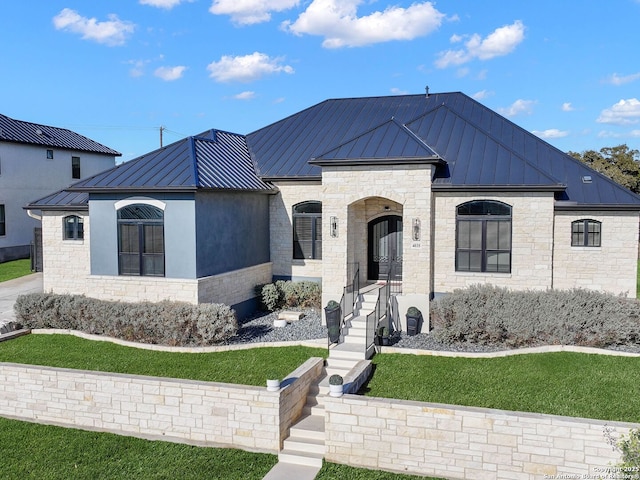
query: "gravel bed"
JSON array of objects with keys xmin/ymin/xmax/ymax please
[{"xmin": 226, "ymin": 310, "xmax": 640, "ymax": 355}]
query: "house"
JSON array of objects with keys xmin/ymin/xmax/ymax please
[
  {"xmin": 26, "ymin": 92, "xmax": 640, "ymax": 321},
  {"xmin": 0, "ymin": 113, "xmax": 120, "ymax": 263}
]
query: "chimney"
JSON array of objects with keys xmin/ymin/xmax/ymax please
[{"xmin": 425, "ymin": 85, "xmax": 430, "ymax": 98}]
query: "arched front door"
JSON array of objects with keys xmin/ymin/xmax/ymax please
[{"xmin": 368, "ymin": 215, "xmax": 403, "ymax": 281}]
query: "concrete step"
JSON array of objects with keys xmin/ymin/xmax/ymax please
[
  {"xmin": 302, "ymin": 403, "xmax": 324, "ymax": 416},
  {"xmin": 326, "ymin": 357, "xmax": 359, "ymax": 370},
  {"xmin": 282, "ymin": 435, "xmax": 325, "ymax": 455},
  {"xmin": 278, "ymin": 449, "xmax": 324, "ymax": 468},
  {"xmin": 262, "ymin": 461, "xmax": 321, "ymax": 480},
  {"xmin": 329, "ymin": 342, "xmax": 366, "ymax": 361},
  {"xmin": 289, "ymin": 414, "xmax": 325, "ymax": 441}
]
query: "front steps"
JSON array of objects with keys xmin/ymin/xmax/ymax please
[{"xmin": 268, "ymin": 285, "xmax": 382, "ymax": 478}]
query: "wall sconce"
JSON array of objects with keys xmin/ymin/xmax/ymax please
[
  {"xmin": 330, "ymin": 216, "xmax": 338, "ymax": 238},
  {"xmin": 412, "ymin": 218, "xmax": 421, "ymax": 241}
]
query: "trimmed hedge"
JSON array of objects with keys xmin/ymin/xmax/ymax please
[
  {"xmin": 431, "ymin": 284, "xmax": 640, "ymax": 348},
  {"xmin": 255, "ymin": 280, "xmax": 321, "ymax": 311},
  {"xmin": 14, "ymin": 293, "xmax": 237, "ymax": 346}
]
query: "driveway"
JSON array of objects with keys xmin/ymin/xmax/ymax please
[{"xmin": 0, "ymin": 273, "xmax": 43, "ymax": 324}]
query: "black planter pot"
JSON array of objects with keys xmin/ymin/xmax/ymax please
[
  {"xmin": 406, "ymin": 313, "xmax": 423, "ymax": 336},
  {"xmin": 325, "ymin": 304, "xmax": 342, "ymax": 343}
]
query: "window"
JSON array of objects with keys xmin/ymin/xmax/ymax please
[
  {"xmin": 72, "ymin": 156, "xmax": 81, "ymax": 179},
  {"xmin": 63, "ymin": 215, "xmax": 84, "ymax": 240},
  {"xmin": 117, "ymin": 204, "xmax": 164, "ymax": 276},
  {"xmin": 456, "ymin": 200, "xmax": 512, "ymax": 273},
  {"xmin": 571, "ymin": 219, "xmax": 601, "ymax": 247},
  {"xmin": 47, "ymin": 149, "xmax": 54, "ymax": 159},
  {"xmin": 0, "ymin": 205, "xmax": 5, "ymax": 236},
  {"xmin": 293, "ymin": 201, "xmax": 322, "ymax": 260}
]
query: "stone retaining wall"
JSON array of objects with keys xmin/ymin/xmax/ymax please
[
  {"xmin": 0, "ymin": 357, "xmax": 324, "ymax": 453},
  {"xmin": 325, "ymin": 395, "xmax": 634, "ymax": 480}
]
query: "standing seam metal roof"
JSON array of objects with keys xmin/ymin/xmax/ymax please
[{"xmin": 0, "ymin": 113, "xmax": 121, "ymax": 156}]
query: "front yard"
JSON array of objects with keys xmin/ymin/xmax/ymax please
[{"xmin": 0, "ymin": 258, "xmax": 31, "ymax": 282}]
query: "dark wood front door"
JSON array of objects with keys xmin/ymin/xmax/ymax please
[{"xmin": 368, "ymin": 215, "xmax": 402, "ymax": 281}]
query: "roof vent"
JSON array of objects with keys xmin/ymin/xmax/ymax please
[
  {"xmin": 35, "ymin": 129, "xmax": 43, "ymax": 135},
  {"xmin": 425, "ymin": 85, "xmax": 430, "ymax": 98},
  {"xmin": 582, "ymin": 175, "xmax": 592, "ymax": 184}
]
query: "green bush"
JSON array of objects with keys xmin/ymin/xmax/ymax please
[
  {"xmin": 256, "ymin": 280, "xmax": 321, "ymax": 311},
  {"xmin": 14, "ymin": 293, "xmax": 237, "ymax": 346},
  {"xmin": 431, "ymin": 284, "xmax": 640, "ymax": 348}
]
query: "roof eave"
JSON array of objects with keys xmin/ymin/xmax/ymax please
[
  {"xmin": 260, "ymin": 175, "xmax": 322, "ymax": 182},
  {"xmin": 554, "ymin": 203, "xmax": 640, "ymax": 212},
  {"xmin": 431, "ymin": 184, "xmax": 567, "ymax": 192},
  {"xmin": 23, "ymin": 204, "xmax": 89, "ymax": 212},
  {"xmin": 308, "ymin": 156, "xmax": 444, "ymax": 167}
]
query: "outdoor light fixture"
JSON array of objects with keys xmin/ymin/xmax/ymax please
[
  {"xmin": 330, "ymin": 216, "xmax": 338, "ymax": 237},
  {"xmin": 412, "ymin": 218, "xmax": 421, "ymax": 241}
]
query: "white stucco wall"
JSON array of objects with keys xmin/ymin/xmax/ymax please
[{"xmin": 0, "ymin": 142, "xmax": 116, "ymax": 256}]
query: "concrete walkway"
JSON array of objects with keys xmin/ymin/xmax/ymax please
[{"xmin": 0, "ymin": 273, "xmax": 43, "ymax": 324}]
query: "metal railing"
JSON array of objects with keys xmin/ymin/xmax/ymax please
[{"xmin": 329, "ymin": 263, "xmax": 359, "ymax": 348}]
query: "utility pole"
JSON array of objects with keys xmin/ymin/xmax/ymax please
[{"xmin": 159, "ymin": 125, "xmax": 165, "ymax": 148}]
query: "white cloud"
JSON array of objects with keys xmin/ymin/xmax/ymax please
[
  {"xmin": 154, "ymin": 65, "xmax": 187, "ymax": 81},
  {"xmin": 53, "ymin": 8, "xmax": 135, "ymax": 46},
  {"xmin": 561, "ymin": 102, "xmax": 574, "ymax": 112},
  {"xmin": 283, "ymin": 0, "xmax": 445, "ymax": 48},
  {"xmin": 435, "ymin": 20, "xmax": 525, "ymax": 68},
  {"xmin": 632, "ymin": 130, "xmax": 640, "ymax": 138},
  {"xmin": 597, "ymin": 98, "xmax": 640, "ymax": 125},
  {"xmin": 207, "ymin": 52, "xmax": 294, "ymax": 83},
  {"xmin": 498, "ymin": 99, "xmax": 536, "ymax": 117},
  {"xmin": 234, "ymin": 91, "xmax": 257, "ymax": 100},
  {"xmin": 140, "ymin": 0, "xmax": 189, "ymax": 9},
  {"xmin": 605, "ymin": 72, "xmax": 640, "ymax": 86},
  {"xmin": 532, "ymin": 128, "xmax": 569, "ymax": 139},
  {"xmin": 127, "ymin": 59, "xmax": 149, "ymax": 77},
  {"xmin": 390, "ymin": 87, "xmax": 409, "ymax": 95},
  {"xmin": 472, "ymin": 90, "xmax": 493, "ymax": 100},
  {"xmin": 210, "ymin": 0, "xmax": 299, "ymax": 25}
]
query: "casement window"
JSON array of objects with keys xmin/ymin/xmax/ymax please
[
  {"xmin": 0, "ymin": 204, "xmax": 5, "ymax": 236},
  {"xmin": 47, "ymin": 149, "xmax": 54, "ymax": 159},
  {"xmin": 456, "ymin": 200, "xmax": 512, "ymax": 273},
  {"xmin": 117, "ymin": 204, "xmax": 164, "ymax": 277},
  {"xmin": 571, "ymin": 219, "xmax": 601, "ymax": 247},
  {"xmin": 72, "ymin": 156, "xmax": 81, "ymax": 179},
  {"xmin": 293, "ymin": 201, "xmax": 322, "ymax": 260},
  {"xmin": 63, "ymin": 215, "xmax": 84, "ymax": 240}
]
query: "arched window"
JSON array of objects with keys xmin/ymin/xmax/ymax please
[
  {"xmin": 63, "ymin": 215, "xmax": 84, "ymax": 240},
  {"xmin": 456, "ymin": 200, "xmax": 512, "ymax": 273},
  {"xmin": 293, "ymin": 201, "xmax": 322, "ymax": 260},
  {"xmin": 571, "ymin": 219, "xmax": 601, "ymax": 247},
  {"xmin": 117, "ymin": 204, "xmax": 164, "ymax": 276}
]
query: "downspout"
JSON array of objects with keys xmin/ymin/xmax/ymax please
[{"xmin": 27, "ymin": 209, "xmax": 42, "ymax": 221}]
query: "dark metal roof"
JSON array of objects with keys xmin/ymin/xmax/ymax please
[
  {"xmin": 247, "ymin": 92, "xmax": 640, "ymax": 208},
  {"xmin": 25, "ymin": 190, "xmax": 89, "ymax": 211},
  {"xmin": 0, "ymin": 113, "xmax": 120, "ymax": 156},
  {"xmin": 68, "ymin": 130, "xmax": 273, "ymax": 193}
]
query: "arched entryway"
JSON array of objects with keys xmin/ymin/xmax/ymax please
[{"xmin": 367, "ymin": 215, "xmax": 403, "ymax": 281}]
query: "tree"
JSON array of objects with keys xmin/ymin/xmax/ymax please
[{"xmin": 568, "ymin": 144, "xmax": 640, "ymax": 194}]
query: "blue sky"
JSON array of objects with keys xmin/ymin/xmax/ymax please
[{"xmin": 2, "ymin": 0, "xmax": 640, "ymax": 163}]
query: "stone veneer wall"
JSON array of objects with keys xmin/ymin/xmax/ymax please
[
  {"xmin": 553, "ymin": 211, "xmax": 639, "ymax": 297},
  {"xmin": 269, "ymin": 181, "xmax": 323, "ymax": 281},
  {"xmin": 321, "ymin": 164, "xmax": 433, "ymax": 311},
  {"xmin": 325, "ymin": 395, "xmax": 633, "ymax": 480},
  {"xmin": 42, "ymin": 211, "xmax": 271, "ymax": 307},
  {"xmin": 0, "ymin": 357, "xmax": 323, "ymax": 452},
  {"xmin": 433, "ymin": 192, "xmax": 556, "ymax": 293}
]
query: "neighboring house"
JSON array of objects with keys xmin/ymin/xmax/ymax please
[
  {"xmin": 26, "ymin": 92, "xmax": 640, "ymax": 320},
  {"xmin": 0, "ymin": 113, "xmax": 120, "ymax": 262}
]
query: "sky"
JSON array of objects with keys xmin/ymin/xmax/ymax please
[{"xmin": 2, "ymin": 0, "xmax": 640, "ymax": 163}]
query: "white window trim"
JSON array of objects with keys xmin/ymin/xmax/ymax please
[{"xmin": 114, "ymin": 198, "xmax": 166, "ymax": 211}]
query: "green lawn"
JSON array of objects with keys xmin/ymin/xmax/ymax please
[
  {"xmin": 0, "ymin": 258, "xmax": 32, "ymax": 282},
  {"xmin": 366, "ymin": 352, "xmax": 640, "ymax": 423},
  {"xmin": 0, "ymin": 334, "xmax": 326, "ymax": 385}
]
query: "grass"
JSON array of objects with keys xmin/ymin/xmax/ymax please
[
  {"xmin": 316, "ymin": 463, "xmax": 444, "ymax": 479},
  {"xmin": 0, "ymin": 416, "xmax": 278, "ymax": 480},
  {"xmin": 0, "ymin": 258, "xmax": 32, "ymax": 282},
  {"xmin": 0, "ymin": 334, "xmax": 327, "ymax": 385},
  {"xmin": 365, "ymin": 352, "xmax": 640, "ymax": 423}
]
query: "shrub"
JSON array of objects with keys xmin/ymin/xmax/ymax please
[
  {"xmin": 256, "ymin": 280, "xmax": 321, "ymax": 311},
  {"xmin": 14, "ymin": 293, "xmax": 237, "ymax": 346},
  {"xmin": 431, "ymin": 284, "xmax": 640, "ymax": 348},
  {"xmin": 329, "ymin": 374, "xmax": 343, "ymax": 385}
]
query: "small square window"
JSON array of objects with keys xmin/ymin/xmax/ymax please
[{"xmin": 47, "ymin": 149, "xmax": 54, "ymax": 159}]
